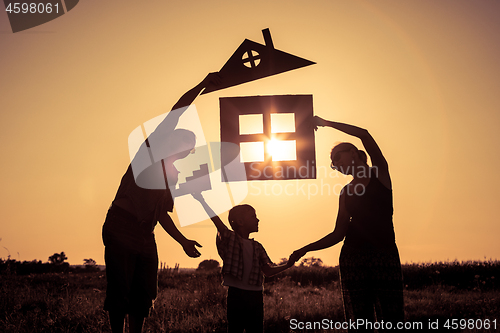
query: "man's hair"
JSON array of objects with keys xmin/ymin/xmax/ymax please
[
  {"xmin": 166, "ymin": 129, "xmax": 196, "ymax": 156},
  {"xmin": 228, "ymin": 204, "xmax": 255, "ymax": 231}
]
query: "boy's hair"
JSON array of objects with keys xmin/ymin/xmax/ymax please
[{"xmin": 228, "ymin": 204, "xmax": 255, "ymax": 231}]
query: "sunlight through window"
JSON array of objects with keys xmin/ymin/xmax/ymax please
[{"xmin": 267, "ymin": 139, "xmax": 296, "ymax": 161}]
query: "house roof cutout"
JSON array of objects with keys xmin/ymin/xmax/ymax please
[{"xmin": 202, "ymin": 28, "xmax": 315, "ymax": 94}]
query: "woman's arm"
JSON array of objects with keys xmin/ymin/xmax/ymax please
[
  {"xmin": 191, "ymin": 192, "xmax": 229, "ymax": 234},
  {"xmin": 313, "ymin": 116, "xmax": 391, "ymax": 189},
  {"xmin": 290, "ymin": 192, "xmax": 350, "ymax": 263}
]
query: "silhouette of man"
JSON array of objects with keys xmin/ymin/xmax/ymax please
[{"xmin": 102, "ymin": 72, "xmax": 221, "ymax": 333}]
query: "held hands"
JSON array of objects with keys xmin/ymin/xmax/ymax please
[
  {"xmin": 285, "ymin": 254, "xmax": 296, "ymax": 268},
  {"xmin": 289, "ymin": 248, "xmax": 307, "ymax": 264},
  {"xmin": 181, "ymin": 239, "xmax": 202, "ymax": 258}
]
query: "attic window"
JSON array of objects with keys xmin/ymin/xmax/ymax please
[{"xmin": 242, "ymin": 50, "xmax": 261, "ymax": 68}]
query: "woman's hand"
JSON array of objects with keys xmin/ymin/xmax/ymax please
[
  {"xmin": 311, "ymin": 115, "xmax": 330, "ymax": 131},
  {"xmin": 286, "ymin": 255, "xmax": 297, "ymax": 267}
]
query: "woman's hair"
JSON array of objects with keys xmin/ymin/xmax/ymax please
[
  {"xmin": 330, "ymin": 142, "xmax": 367, "ymax": 164},
  {"xmin": 228, "ymin": 204, "xmax": 254, "ymax": 230}
]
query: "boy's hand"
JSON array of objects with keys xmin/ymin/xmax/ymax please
[
  {"xmin": 191, "ymin": 192, "xmax": 204, "ymax": 202},
  {"xmin": 182, "ymin": 239, "xmax": 202, "ymax": 258}
]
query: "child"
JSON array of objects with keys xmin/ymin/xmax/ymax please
[{"xmin": 192, "ymin": 193, "xmax": 294, "ymax": 332}]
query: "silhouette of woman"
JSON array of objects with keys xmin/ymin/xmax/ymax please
[{"xmin": 291, "ymin": 116, "xmax": 404, "ymax": 331}]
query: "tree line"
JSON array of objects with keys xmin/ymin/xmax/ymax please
[{"xmin": 0, "ymin": 251, "xmax": 99, "ymax": 275}]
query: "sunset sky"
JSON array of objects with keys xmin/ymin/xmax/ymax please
[{"xmin": 1, "ymin": 0, "xmax": 499, "ymax": 268}]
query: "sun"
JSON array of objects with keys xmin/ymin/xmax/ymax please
[{"xmin": 267, "ymin": 138, "xmax": 296, "ymax": 161}]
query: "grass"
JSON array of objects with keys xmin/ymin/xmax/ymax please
[{"xmin": 0, "ymin": 260, "xmax": 499, "ymax": 332}]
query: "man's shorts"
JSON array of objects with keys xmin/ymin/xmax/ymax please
[{"xmin": 102, "ymin": 205, "xmax": 158, "ymax": 317}]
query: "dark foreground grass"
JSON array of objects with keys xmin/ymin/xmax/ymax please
[{"xmin": 1, "ymin": 261, "xmax": 499, "ymax": 332}]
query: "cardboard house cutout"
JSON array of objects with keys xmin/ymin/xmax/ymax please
[
  {"xmin": 202, "ymin": 29, "xmax": 315, "ymax": 94},
  {"xmin": 220, "ymin": 95, "xmax": 316, "ymax": 181}
]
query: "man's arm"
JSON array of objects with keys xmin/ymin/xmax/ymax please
[
  {"xmin": 191, "ymin": 192, "xmax": 228, "ymax": 234},
  {"xmin": 158, "ymin": 211, "xmax": 202, "ymax": 258},
  {"xmin": 159, "ymin": 73, "xmax": 222, "ymax": 134},
  {"xmin": 171, "ymin": 72, "xmax": 221, "ymax": 111}
]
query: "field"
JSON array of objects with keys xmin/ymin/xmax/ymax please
[{"xmin": 0, "ymin": 260, "xmax": 499, "ymax": 332}]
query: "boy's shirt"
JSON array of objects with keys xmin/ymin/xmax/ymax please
[{"xmin": 216, "ymin": 228, "xmax": 272, "ymax": 286}]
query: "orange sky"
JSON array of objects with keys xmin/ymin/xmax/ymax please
[{"xmin": 1, "ymin": 0, "xmax": 499, "ymax": 267}]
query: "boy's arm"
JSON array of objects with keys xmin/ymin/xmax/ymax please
[
  {"xmin": 259, "ymin": 245, "xmax": 294, "ymax": 277},
  {"xmin": 261, "ymin": 260, "xmax": 294, "ymax": 277},
  {"xmin": 191, "ymin": 192, "xmax": 229, "ymax": 234}
]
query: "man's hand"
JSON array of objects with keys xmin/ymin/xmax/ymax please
[
  {"xmin": 202, "ymin": 72, "xmax": 222, "ymax": 87},
  {"xmin": 181, "ymin": 239, "xmax": 202, "ymax": 258}
]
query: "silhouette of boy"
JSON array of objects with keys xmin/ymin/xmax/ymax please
[
  {"xmin": 103, "ymin": 72, "xmax": 220, "ymax": 333},
  {"xmin": 192, "ymin": 193, "xmax": 294, "ymax": 333}
]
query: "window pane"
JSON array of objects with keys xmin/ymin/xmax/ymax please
[
  {"xmin": 239, "ymin": 114, "xmax": 263, "ymax": 135},
  {"xmin": 240, "ymin": 142, "xmax": 264, "ymax": 162},
  {"xmin": 271, "ymin": 113, "xmax": 295, "ymax": 133}
]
